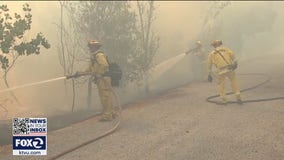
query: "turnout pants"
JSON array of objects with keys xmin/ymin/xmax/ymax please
[
  {"xmin": 217, "ymin": 71, "xmax": 241, "ymax": 102},
  {"xmin": 97, "ymin": 77, "xmax": 113, "ymax": 120}
]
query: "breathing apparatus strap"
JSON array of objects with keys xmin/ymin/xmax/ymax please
[{"xmin": 214, "ymin": 49, "xmax": 231, "ymax": 65}]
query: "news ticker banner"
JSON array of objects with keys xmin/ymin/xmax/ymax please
[{"xmin": 12, "ymin": 118, "xmax": 47, "ymax": 156}]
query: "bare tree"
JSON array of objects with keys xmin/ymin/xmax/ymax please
[
  {"xmin": 56, "ymin": 1, "xmax": 88, "ymax": 111},
  {"xmin": 199, "ymin": 1, "xmax": 231, "ymax": 45},
  {"xmin": 136, "ymin": 1, "xmax": 159, "ymax": 93}
]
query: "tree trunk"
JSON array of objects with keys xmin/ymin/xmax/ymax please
[
  {"xmin": 3, "ymin": 76, "xmax": 21, "ymax": 106},
  {"xmin": 71, "ymin": 79, "xmax": 76, "ymax": 112},
  {"xmin": 144, "ymin": 73, "xmax": 150, "ymax": 94},
  {"xmin": 87, "ymin": 77, "xmax": 93, "ymax": 109},
  {"xmin": 60, "ymin": 2, "xmax": 68, "ymax": 96}
]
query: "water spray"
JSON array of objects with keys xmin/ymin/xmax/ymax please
[
  {"xmin": 151, "ymin": 52, "xmax": 187, "ymax": 80},
  {"xmin": 0, "ymin": 76, "xmax": 67, "ymax": 93}
]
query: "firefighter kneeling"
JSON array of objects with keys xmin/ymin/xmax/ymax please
[
  {"xmin": 208, "ymin": 40, "xmax": 243, "ymax": 105},
  {"xmin": 66, "ymin": 40, "xmax": 115, "ymax": 121}
]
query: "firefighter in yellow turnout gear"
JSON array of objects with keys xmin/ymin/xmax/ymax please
[
  {"xmin": 208, "ymin": 40, "xmax": 243, "ymax": 105},
  {"xmin": 186, "ymin": 41, "xmax": 208, "ymax": 80},
  {"xmin": 67, "ymin": 40, "xmax": 114, "ymax": 121},
  {"xmin": 194, "ymin": 41, "xmax": 208, "ymax": 80},
  {"xmin": 191, "ymin": 41, "xmax": 207, "ymax": 61}
]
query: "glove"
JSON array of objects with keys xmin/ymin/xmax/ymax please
[
  {"xmin": 66, "ymin": 71, "xmax": 80, "ymax": 79},
  {"xmin": 73, "ymin": 71, "xmax": 79, "ymax": 77},
  {"xmin": 66, "ymin": 74, "xmax": 73, "ymax": 79},
  {"xmin": 232, "ymin": 61, "xmax": 238, "ymax": 70},
  {"xmin": 208, "ymin": 74, "xmax": 213, "ymax": 82}
]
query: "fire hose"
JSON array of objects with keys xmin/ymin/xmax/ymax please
[
  {"xmin": 50, "ymin": 72, "xmax": 284, "ymax": 159},
  {"xmin": 0, "ymin": 74, "xmax": 121, "ymax": 159},
  {"xmin": 48, "ymin": 79, "xmax": 122, "ymax": 160},
  {"xmin": 0, "ymin": 71, "xmax": 282, "ymax": 157},
  {"xmin": 207, "ymin": 73, "xmax": 284, "ymax": 104}
]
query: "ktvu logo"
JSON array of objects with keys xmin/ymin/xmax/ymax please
[{"xmin": 13, "ymin": 136, "xmax": 46, "ymax": 150}]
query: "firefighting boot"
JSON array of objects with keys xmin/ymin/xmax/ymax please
[
  {"xmin": 236, "ymin": 95, "xmax": 243, "ymax": 105},
  {"xmin": 99, "ymin": 113, "xmax": 113, "ymax": 122},
  {"xmin": 219, "ymin": 98, "xmax": 227, "ymax": 105}
]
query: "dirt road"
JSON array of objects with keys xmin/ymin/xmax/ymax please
[
  {"xmin": 55, "ymin": 80, "xmax": 283, "ymax": 160},
  {"xmin": 1, "ymin": 54, "xmax": 284, "ymax": 160}
]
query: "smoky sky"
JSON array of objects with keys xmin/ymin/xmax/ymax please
[{"xmin": 0, "ymin": 1, "xmax": 283, "ymax": 115}]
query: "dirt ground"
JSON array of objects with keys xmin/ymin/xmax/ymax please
[{"xmin": 0, "ymin": 53, "xmax": 284, "ymax": 160}]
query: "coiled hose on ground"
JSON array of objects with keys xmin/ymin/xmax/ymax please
[{"xmin": 207, "ymin": 73, "xmax": 284, "ymax": 104}]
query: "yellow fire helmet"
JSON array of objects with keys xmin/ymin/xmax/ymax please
[
  {"xmin": 211, "ymin": 40, "xmax": 222, "ymax": 47},
  {"xmin": 88, "ymin": 39, "xmax": 102, "ymax": 48},
  {"xmin": 196, "ymin": 41, "xmax": 202, "ymax": 46}
]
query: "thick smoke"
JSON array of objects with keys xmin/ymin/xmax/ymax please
[
  {"xmin": 0, "ymin": 1, "xmax": 283, "ymax": 119},
  {"xmin": 218, "ymin": 2, "xmax": 279, "ymax": 57},
  {"xmin": 147, "ymin": 1, "xmax": 284, "ymax": 93}
]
